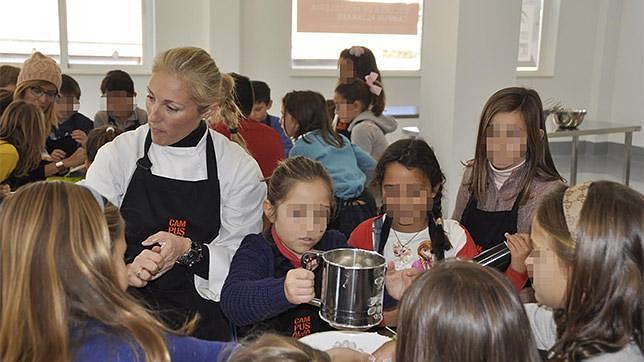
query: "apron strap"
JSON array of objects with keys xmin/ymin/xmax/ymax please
[{"xmin": 135, "ymin": 130, "xmax": 154, "ymax": 170}]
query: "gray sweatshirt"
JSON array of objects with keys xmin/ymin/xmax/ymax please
[{"xmin": 347, "ymin": 110, "xmax": 398, "ymax": 161}]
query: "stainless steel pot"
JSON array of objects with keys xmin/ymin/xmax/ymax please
[{"xmin": 301, "ymin": 248, "xmax": 386, "ymax": 330}]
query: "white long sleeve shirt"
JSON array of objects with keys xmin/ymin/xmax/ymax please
[{"xmin": 86, "ymin": 124, "xmax": 266, "ymax": 301}]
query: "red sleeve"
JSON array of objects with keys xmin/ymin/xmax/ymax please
[
  {"xmin": 455, "ymin": 226, "xmax": 481, "ymax": 259},
  {"xmin": 504, "ymin": 267, "xmax": 529, "ymax": 290},
  {"xmin": 457, "ymin": 225, "xmax": 528, "ymax": 290},
  {"xmin": 347, "ymin": 216, "xmax": 378, "ymax": 251}
]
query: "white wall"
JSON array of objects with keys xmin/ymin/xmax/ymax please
[{"xmin": 31, "ymin": 0, "xmax": 643, "ymax": 152}]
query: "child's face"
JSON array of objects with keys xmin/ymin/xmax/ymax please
[
  {"xmin": 529, "ymin": 218, "xmax": 568, "ymax": 308},
  {"xmin": 55, "ymin": 95, "xmax": 79, "ymax": 121},
  {"xmin": 486, "ymin": 111, "xmax": 528, "ymax": 169},
  {"xmin": 281, "ymin": 108, "xmax": 299, "ymax": 138},
  {"xmin": 264, "ymin": 179, "xmax": 332, "ymax": 257},
  {"xmin": 250, "ymin": 101, "xmax": 271, "ymax": 122},
  {"xmin": 112, "ymin": 235, "xmax": 129, "ymax": 291},
  {"xmin": 382, "ymin": 162, "xmax": 436, "ymax": 227},
  {"xmin": 23, "ymin": 83, "xmax": 58, "ymax": 110},
  {"xmin": 338, "ymin": 57, "xmax": 355, "ymax": 83},
  {"xmin": 333, "ymin": 92, "xmax": 362, "ymax": 124},
  {"xmin": 105, "ymin": 90, "xmax": 135, "ymax": 120}
]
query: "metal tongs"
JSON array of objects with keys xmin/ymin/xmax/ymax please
[{"xmin": 473, "ymin": 241, "xmax": 511, "ymax": 271}]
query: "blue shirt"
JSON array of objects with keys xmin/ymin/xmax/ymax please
[
  {"xmin": 71, "ymin": 320, "xmax": 237, "ymax": 362},
  {"xmin": 262, "ymin": 114, "xmax": 293, "ymax": 157},
  {"xmin": 289, "ymin": 131, "xmax": 375, "ymax": 199}
]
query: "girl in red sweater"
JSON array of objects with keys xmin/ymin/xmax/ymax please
[{"xmin": 348, "ymin": 139, "xmax": 529, "ymax": 324}]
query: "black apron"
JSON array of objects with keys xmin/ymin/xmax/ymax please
[
  {"xmin": 236, "ymin": 233, "xmax": 332, "ymax": 339},
  {"xmin": 460, "ymin": 191, "xmax": 523, "ymax": 272},
  {"xmin": 120, "ymin": 130, "xmax": 230, "ymax": 341}
]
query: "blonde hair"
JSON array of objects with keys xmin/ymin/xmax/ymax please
[
  {"xmin": 14, "ymin": 79, "xmax": 59, "ymax": 129},
  {"xmin": 0, "ymin": 182, "xmax": 172, "ymax": 362},
  {"xmin": 152, "ymin": 47, "xmax": 246, "ymax": 149},
  {"xmin": 0, "ymin": 100, "xmax": 48, "ymax": 178},
  {"xmin": 230, "ymin": 334, "xmax": 330, "ymax": 362}
]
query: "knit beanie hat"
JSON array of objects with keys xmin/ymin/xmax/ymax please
[{"xmin": 17, "ymin": 52, "xmax": 62, "ymax": 91}]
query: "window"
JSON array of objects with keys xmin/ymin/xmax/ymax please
[
  {"xmin": 517, "ymin": 0, "xmax": 560, "ymax": 75},
  {"xmin": 0, "ymin": 0, "xmax": 153, "ymax": 71},
  {"xmin": 291, "ymin": 0, "xmax": 423, "ymax": 72}
]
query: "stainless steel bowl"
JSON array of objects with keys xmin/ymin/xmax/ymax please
[{"xmin": 552, "ymin": 109, "xmax": 586, "ymax": 129}]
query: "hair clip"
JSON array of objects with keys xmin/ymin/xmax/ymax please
[
  {"xmin": 349, "ymin": 46, "xmax": 365, "ymax": 57},
  {"xmin": 106, "ymin": 126, "xmax": 115, "ymax": 133},
  {"xmin": 364, "ymin": 72, "xmax": 382, "ymax": 96},
  {"xmin": 435, "ymin": 217, "xmax": 444, "ymax": 226}
]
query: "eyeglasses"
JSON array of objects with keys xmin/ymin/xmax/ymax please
[{"xmin": 29, "ymin": 86, "xmax": 59, "ymax": 101}]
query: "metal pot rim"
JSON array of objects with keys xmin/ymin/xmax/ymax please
[{"xmin": 320, "ymin": 248, "xmax": 386, "ymax": 270}]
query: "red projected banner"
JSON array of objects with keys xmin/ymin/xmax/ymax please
[{"xmin": 297, "ymin": 0, "xmax": 419, "ymax": 35}]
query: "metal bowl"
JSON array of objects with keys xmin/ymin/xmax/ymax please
[{"xmin": 551, "ymin": 109, "xmax": 586, "ymax": 129}]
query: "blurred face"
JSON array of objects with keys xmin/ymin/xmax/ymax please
[
  {"xmin": 23, "ymin": 83, "xmax": 58, "ymax": 109},
  {"xmin": 112, "ymin": 236, "xmax": 128, "ymax": 291},
  {"xmin": 56, "ymin": 95, "xmax": 79, "ymax": 121},
  {"xmin": 104, "ymin": 90, "xmax": 135, "ymax": 120},
  {"xmin": 146, "ymin": 71, "xmax": 204, "ymax": 146},
  {"xmin": 281, "ymin": 108, "xmax": 299, "ymax": 138},
  {"xmin": 486, "ymin": 111, "xmax": 528, "ymax": 169},
  {"xmin": 529, "ymin": 218, "xmax": 568, "ymax": 308},
  {"xmin": 250, "ymin": 101, "xmax": 271, "ymax": 122},
  {"xmin": 338, "ymin": 57, "xmax": 355, "ymax": 83},
  {"xmin": 382, "ymin": 162, "xmax": 437, "ymax": 229},
  {"xmin": 333, "ymin": 92, "xmax": 361, "ymax": 124},
  {"xmin": 264, "ymin": 179, "xmax": 332, "ymax": 257}
]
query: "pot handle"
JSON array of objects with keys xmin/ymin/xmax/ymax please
[{"xmin": 300, "ymin": 250, "xmax": 323, "ymax": 272}]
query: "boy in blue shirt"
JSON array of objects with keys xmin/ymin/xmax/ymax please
[{"xmin": 250, "ymin": 80, "xmax": 292, "ymax": 157}]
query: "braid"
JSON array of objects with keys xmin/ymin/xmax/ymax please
[{"xmin": 428, "ymin": 188, "xmax": 451, "ymax": 260}]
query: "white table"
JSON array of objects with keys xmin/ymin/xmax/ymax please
[{"xmin": 547, "ymin": 121, "xmax": 641, "ymax": 185}]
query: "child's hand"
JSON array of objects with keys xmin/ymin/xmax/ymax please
[
  {"xmin": 384, "ymin": 261, "xmax": 421, "ymax": 301},
  {"xmin": 506, "ymin": 232, "xmax": 532, "ymax": 274},
  {"xmin": 71, "ymin": 130, "xmax": 88, "ymax": 146},
  {"xmin": 50, "ymin": 149, "xmax": 66, "ymax": 162},
  {"xmin": 284, "ymin": 268, "xmax": 315, "ymax": 305}
]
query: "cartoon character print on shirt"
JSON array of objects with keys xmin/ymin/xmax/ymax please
[
  {"xmin": 411, "ymin": 240, "xmax": 433, "ymax": 271},
  {"xmin": 392, "ymin": 241, "xmax": 412, "ymax": 265}
]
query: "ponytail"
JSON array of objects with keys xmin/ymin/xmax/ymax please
[
  {"xmin": 369, "ymin": 80, "xmax": 385, "ymax": 116},
  {"xmin": 334, "ymin": 79, "xmax": 386, "ymax": 117},
  {"xmin": 428, "ymin": 188, "xmax": 451, "ymax": 260},
  {"xmin": 216, "ymin": 73, "xmax": 247, "ymax": 150}
]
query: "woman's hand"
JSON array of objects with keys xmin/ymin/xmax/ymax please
[
  {"xmin": 506, "ymin": 232, "xmax": 532, "ymax": 274},
  {"xmin": 127, "ymin": 248, "xmax": 163, "ymax": 287},
  {"xmin": 141, "ymin": 231, "xmax": 191, "ymax": 279},
  {"xmin": 283, "ymin": 268, "xmax": 315, "ymax": 304},
  {"xmin": 384, "ymin": 262, "xmax": 421, "ymax": 301}
]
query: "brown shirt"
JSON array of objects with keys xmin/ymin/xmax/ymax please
[{"xmin": 452, "ymin": 163, "xmax": 565, "ymax": 234}]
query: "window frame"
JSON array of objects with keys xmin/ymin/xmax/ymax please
[
  {"xmin": 516, "ymin": 0, "xmax": 561, "ymax": 77},
  {"xmin": 289, "ymin": 0, "xmax": 424, "ymax": 77},
  {"xmin": 0, "ymin": 0, "xmax": 155, "ymax": 75}
]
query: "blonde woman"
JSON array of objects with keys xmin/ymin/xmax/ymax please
[
  {"xmin": 11, "ymin": 52, "xmax": 86, "ymax": 187},
  {"xmin": 0, "ymin": 181, "xmax": 236, "ymax": 361},
  {"xmin": 85, "ymin": 46, "xmax": 265, "ymax": 341}
]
